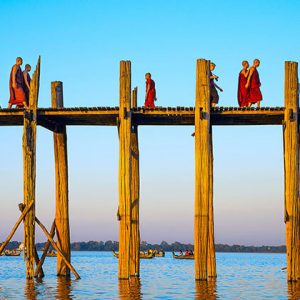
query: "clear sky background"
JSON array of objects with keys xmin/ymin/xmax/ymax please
[{"xmin": 0, "ymin": 0, "xmax": 299, "ymax": 245}]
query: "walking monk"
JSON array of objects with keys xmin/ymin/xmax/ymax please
[
  {"xmin": 246, "ymin": 59, "xmax": 263, "ymax": 108},
  {"xmin": 237, "ymin": 60, "xmax": 250, "ymax": 107},
  {"xmin": 23, "ymin": 64, "xmax": 31, "ymax": 105},
  {"xmin": 144, "ymin": 73, "xmax": 156, "ymax": 108},
  {"xmin": 8, "ymin": 57, "xmax": 28, "ymax": 109},
  {"xmin": 209, "ymin": 63, "xmax": 223, "ymax": 107}
]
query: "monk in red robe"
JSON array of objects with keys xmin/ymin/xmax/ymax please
[
  {"xmin": 8, "ymin": 57, "xmax": 28, "ymax": 109},
  {"xmin": 144, "ymin": 73, "xmax": 156, "ymax": 108},
  {"xmin": 237, "ymin": 60, "xmax": 250, "ymax": 107},
  {"xmin": 23, "ymin": 64, "xmax": 31, "ymax": 105},
  {"xmin": 246, "ymin": 59, "xmax": 263, "ymax": 107}
]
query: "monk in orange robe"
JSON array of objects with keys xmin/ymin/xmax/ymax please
[
  {"xmin": 144, "ymin": 73, "xmax": 156, "ymax": 108},
  {"xmin": 23, "ymin": 64, "xmax": 31, "ymax": 105},
  {"xmin": 237, "ymin": 60, "xmax": 250, "ymax": 107},
  {"xmin": 246, "ymin": 59, "xmax": 263, "ymax": 107},
  {"xmin": 8, "ymin": 57, "xmax": 28, "ymax": 109}
]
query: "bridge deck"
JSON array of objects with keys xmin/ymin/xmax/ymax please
[{"xmin": 0, "ymin": 106, "xmax": 285, "ymax": 127}]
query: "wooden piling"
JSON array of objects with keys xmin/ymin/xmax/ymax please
[
  {"xmin": 207, "ymin": 128, "xmax": 216, "ymax": 278},
  {"xmin": 118, "ymin": 61, "xmax": 132, "ymax": 279},
  {"xmin": 283, "ymin": 61, "xmax": 300, "ymax": 281},
  {"xmin": 51, "ymin": 81, "xmax": 71, "ymax": 277},
  {"xmin": 23, "ymin": 57, "xmax": 40, "ymax": 278},
  {"xmin": 194, "ymin": 59, "xmax": 211, "ymax": 281},
  {"xmin": 130, "ymin": 87, "xmax": 140, "ymax": 277}
]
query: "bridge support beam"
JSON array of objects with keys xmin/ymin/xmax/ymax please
[
  {"xmin": 23, "ymin": 57, "xmax": 40, "ymax": 278},
  {"xmin": 283, "ymin": 61, "xmax": 300, "ymax": 282},
  {"xmin": 194, "ymin": 58, "xmax": 215, "ymax": 280},
  {"xmin": 51, "ymin": 81, "xmax": 71, "ymax": 277},
  {"xmin": 130, "ymin": 87, "xmax": 140, "ymax": 277},
  {"xmin": 118, "ymin": 61, "xmax": 132, "ymax": 279}
]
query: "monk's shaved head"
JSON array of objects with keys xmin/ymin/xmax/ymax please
[
  {"xmin": 210, "ymin": 62, "xmax": 216, "ymax": 71},
  {"xmin": 25, "ymin": 64, "xmax": 31, "ymax": 70},
  {"xmin": 253, "ymin": 59, "xmax": 260, "ymax": 67},
  {"xmin": 16, "ymin": 57, "xmax": 23, "ymax": 66},
  {"xmin": 242, "ymin": 60, "xmax": 249, "ymax": 67}
]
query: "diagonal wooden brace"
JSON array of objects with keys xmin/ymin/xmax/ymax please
[
  {"xmin": 35, "ymin": 217, "xmax": 80, "ymax": 279},
  {"xmin": 0, "ymin": 200, "xmax": 34, "ymax": 254}
]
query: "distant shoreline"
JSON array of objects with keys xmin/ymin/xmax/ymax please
[{"xmin": 3, "ymin": 241, "xmax": 286, "ymax": 254}]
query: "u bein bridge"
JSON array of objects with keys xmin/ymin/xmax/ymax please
[{"xmin": 0, "ymin": 57, "xmax": 299, "ymax": 283}]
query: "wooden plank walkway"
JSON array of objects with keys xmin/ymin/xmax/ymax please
[{"xmin": 0, "ymin": 106, "xmax": 285, "ymax": 128}]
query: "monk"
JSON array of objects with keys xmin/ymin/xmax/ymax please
[
  {"xmin": 8, "ymin": 57, "xmax": 28, "ymax": 109},
  {"xmin": 237, "ymin": 60, "xmax": 250, "ymax": 107},
  {"xmin": 246, "ymin": 59, "xmax": 263, "ymax": 107},
  {"xmin": 144, "ymin": 73, "xmax": 156, "ymax": 108},
  {"xmin": 209, "ymin": 63, "xmax": 223, "ymax": 107},
  {"xmin": 23, "ymin": 64, "xmax": 31, "ymax": 105}
]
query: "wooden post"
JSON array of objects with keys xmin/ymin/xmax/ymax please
[
  {"xmin": 207, "ymin": 128, "xmax": 216, "ymax": 278},
  {"xmin": 283, "ymin": 61, "xmax": 300, "ymax": 281},
  {"xmin": 130, "ymin": 87, "xmax": 140, "ymax": 277},
  {"xmin": 194, "ymin": 59, "xmax": 211, "ymax": 281},
  {"xmin": 118, "ymin": 61, "xmax": 132, "ymax": 279},
  {"xmin": 51, "ymin": 81, "xmax": 71, "ymax": 277},
  {"xmin": 23, "ymin": 57, "xmax": 40, "ymax": 278}
]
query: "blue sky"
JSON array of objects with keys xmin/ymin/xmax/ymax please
[{"xmin": 0, "ymin": 0, "xmax": 299, "ymax": 245}]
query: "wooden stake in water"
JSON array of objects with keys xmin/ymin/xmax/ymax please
[
  {"xmin": 23, "ymin": 57, "xmax": 40, "ymax": 279},
  {"xmin": 118, "ymin": 61, "xmax": 132, "ymax": 279},
  {"xmin": 194, "ymin": 58, "xmax": 211, "ymax": 280},
  {"xmin": 130, "ymin": 87, "xmax": 140, "ymax": 277},
  {"xmin": 51, "ymin": 81, "xmax": 71, "ymax": 277},
  {"xmin": 283, "ymin": 61, "xmax": 300, "ymax": 281}
]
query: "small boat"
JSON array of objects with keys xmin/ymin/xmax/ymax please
[
  {"xmin": 46, "ymin": 251, "xmax": 57, "ymax": 257},
  {"xmin": 172, "ymin": 251, "xmax": 194, "ymax": 259},
  {"xmin": 5, "ymin": 250, "xmax": 21, "ymax": 257},
  {"xmin": 112, "ymin": 250, "xmax": 154, "ymax": 259},
  {"xmin": 153, "ymin": 250, "xmax": 165, "ymax": 257}
]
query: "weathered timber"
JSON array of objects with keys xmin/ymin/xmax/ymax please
[
  {"xmin": 207, "ymin": 127, "xmax": 216, "ymax": 278},
  {"xmin": 194, "ymin": 59, "xmax": 211, "ymax": 280},
  {"xmin": 118, "ymin": 61, "xmax": 132, "ymax": 279},
  {"xmin": 283, "ymin": 61, "xmax": 300, "ymax": 281},
  {"xmin": 51, "ymin": 81, "xmax": 71, "ymax": 277},
  {"xmin": 34, "ymin": 221, "xmax": 56, "ymax": 278},
  {"xmin": 0, "ymin": 107, "xmax": 287, "ymax": 127},
  {"xmin": 130, "ymin": 87, "xmax": 140, "ymax": 277},
  {"xmin": 35, "ymin": 217, "xmax": 80, "ymax": 279},
  {"xmin": 0, "ymin": 200, "xmax": 34, "ymax": 254},
  {"xmin": 23, "ymin": 57, "xmax": 40, "ymax": 278},
  {"xmin": 34, "ymin": 246, "xmax": 44, "ymax": 278}
]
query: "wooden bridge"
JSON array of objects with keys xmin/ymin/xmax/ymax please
[{"xmin": 0, "ymin": 58, "xmax": 299, "ymax": 282}]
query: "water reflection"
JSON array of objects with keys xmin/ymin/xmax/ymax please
[
  {"xmin": 195, "ymin": 279, "xmax": 218, "ymax": 299},
  {"xmin": 56, "ymin": 276, "xmax": 73, "ymax": 300},
  {"xmin": 119, "ymin": 277, "xmax": 141, "ymax": 299},
  {"xmin": 288, "ymin": 281, "xmax": 300, "ymax": 299},
  {"xmin": 23, "ymin": 276, "xmax": 73, "ymax": 300},
  {"xmin": 24, "ymin": 279, "xmax": 39, "ymax": 300}
]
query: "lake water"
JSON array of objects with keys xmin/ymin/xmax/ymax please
[{"xmin": 0, "ymin": 252, "xmax": 299, "ymax": 299}]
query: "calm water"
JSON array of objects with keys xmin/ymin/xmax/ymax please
[{"xmin": 0, "ymin": 252, "xmax": 299, "ymax": 299}]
